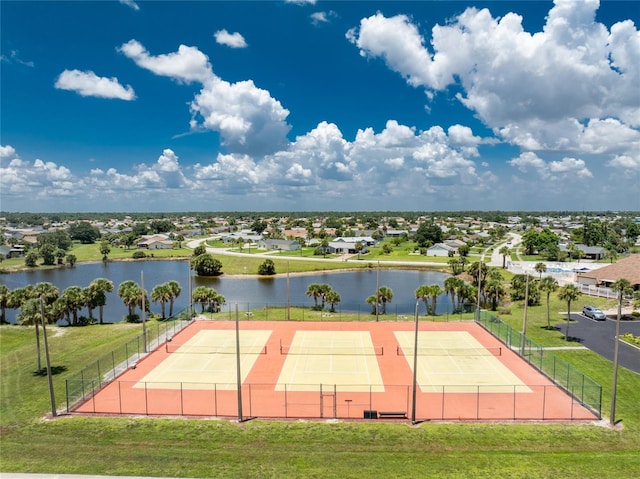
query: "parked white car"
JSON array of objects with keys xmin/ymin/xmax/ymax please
[{"xmin": 582, "ymin": 306, "xmax": 606, "ymax": 320}]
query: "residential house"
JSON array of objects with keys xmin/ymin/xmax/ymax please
[
  {"xmin": 137, "ymin": 235, "xmax": 174, "ymax": 250},
  {"xmin": 426, "ymin": 243, "xmax": 456, "ymax": 257},
  {"xmin": 559, "ymin": 244, "xmax": 606, "ymax": 260},
  {"xmin": 576, "ymin": 254, "xmax": 640, "ymax": 290},
  {"xmin": 326, "ymin": 241, "xmax": 367, "ymax": 255},
  {"xmin": 257, "ymin": 239, "xmax": 301, "ymax": 252}
]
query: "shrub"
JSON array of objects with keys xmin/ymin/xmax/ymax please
[
  {"xmin": 258, "ymin": 259, "xmax": 276, "ymax": 275},
  {"xmin": 132, "ymin": 251, "xmax": 147, "ymax": 259}
]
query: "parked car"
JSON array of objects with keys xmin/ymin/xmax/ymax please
[{"xmin": 582, "ymin": 306, "xmax": 606, "ymax": 320}]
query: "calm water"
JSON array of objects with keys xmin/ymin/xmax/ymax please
[{"xmin": 0, "ymin": 260, "xmax": 452, "ymax": 323}]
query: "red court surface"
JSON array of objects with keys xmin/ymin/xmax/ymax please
[{"xmin": 72, "ymin": 320, "xmax": 599, "ymax": 422}]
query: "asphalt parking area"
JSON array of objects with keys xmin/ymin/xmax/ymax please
[{"xmin": 555, "ymin": 314, "xmax": 640, "ymax": 374}]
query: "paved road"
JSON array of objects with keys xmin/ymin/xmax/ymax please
[{"xmin": 554, "ymin": 313, "xmax": 640, "ymax": 374}]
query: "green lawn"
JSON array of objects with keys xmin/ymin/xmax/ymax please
[{"xmin": 1, "ymin": 292, "xmax": 640, "ymax": 477}]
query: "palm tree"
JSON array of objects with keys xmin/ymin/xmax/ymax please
[
  {"xmin": 557, "ymin": 284, "xmax": 581, "ymax": 341},
  {"xmin": 443, "ymin": 276, "xmax": 464, "ymax": 313},
  {"xmin": 306, "ymin": 283, "xmax": 323, "ymax": 309},
  {"xmin": 320, "ymin": 238, "xmax": 329, "ymax": 258},
  {"xmin": 87, "ymin": 278, "xmax": 114, "ymax": 324},
  {"xmin": 17, "ymin": 298, "xmax": 47, "ymax": 373},
  {"xmin": 448, "ymin": 257, "xmax": 464, "ymax": 276},
  {"xmin": 539, "ymin": 276, "xmax": 559, "ymax": 329},
  {"xmin": 459, "ymin": 283, "xmax": 477, "ymax": 311},
  {"xmin": 534, "ymin": 262, "xmax": 547, "ymax": 279},
  {"xmin": 166, "ymin": 280, "xmax": 181, "ymax": 317},
  {"xmin": 484, "ymin": 280, "xmax": 506, "ymax": 311},
  {"xmin": 192, "ymin": 286, "xmax": 212, "ymax": 313},
  {"xmin": 499, "ymin": 246, "xmax": 511, "ymax": 269},
  {"xmin": 468, "ymin": 261, "xmax": 487, "ymax": 288},
  {"xmin": 377, "ymin": 286, "xmax": 393, "ymax": 315},
  {"xmin": 33, "ymin": 282, "xmax": 59, "ymax": 306},
  {"xmin": 366, "ymin": 295, "xmax": 378, "ymax": 315},
  {"xmin": 0, "ymin": 285, "xmax": 9, "ymax": 324},
  {"xmin": 118, "ymin": 280, "xmax": 143, "ymax": 320},
  {"xmin": 152, "ymin": 283, "xmax": 172, "ymax": 319},
  {"xmin": 325, "ymin": 290, "xmax": 341, "ymax": 313},
  {"xmin": 30, "ymin": 282, "xmax": 60, "ymax": 369},
  {"xmin": 354, "ymin": 240, "xmax": 364, "ymax": 259},
  {"xmin": 60, "ymin": 286, "xmax": 85, "ymax": 326},
  {"xmin": 427, "ymin": 284, "xmax": 443, "ymax": 316},
  {"xmin": 318, "ymin": 284, "xmax": 332, "ymax": 310},
  {"xmin": 209, "ymin": 290, "xmax": 226, "ymax": 313},
  {"xmin": 415, "ymin": 285, "xmax": 430, "ymax": 315}
]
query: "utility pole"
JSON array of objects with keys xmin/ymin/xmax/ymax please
[
  {"xmin": 411, "ymin": 300, "xmax": 420, "ymax": 424},
  {"xmin": 521, "ymin": 273, "xmax": 530, "ymax": 356},
  {"xmin": 235, "ymin": 304, "xmax": 243, "ymax": 422},
  {"xmin": 40, "ymin": 297, "xmax": 56, "ymax": 417},
  {"xmin": 141, "ymin": 270, "xmax": 147, "ymax": 353}
]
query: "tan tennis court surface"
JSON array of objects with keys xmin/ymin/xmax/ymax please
[
  {"xmin": 395, "ymin": 331, "xmax": 530, "ymax": 393},
  {"xmin": 72, "ymin": 320, "xmax": 599, "ymax": 421},
  {"xmin": 275, "ymin": 330, "xmax": 384, "ymax": 392}
]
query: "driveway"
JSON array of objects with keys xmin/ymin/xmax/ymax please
[{"xmin": 554, "ymin": 313, "xmax": 640, "ymax": 374}]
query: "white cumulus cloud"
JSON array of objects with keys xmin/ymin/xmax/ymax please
[
  {"xmin": 119, "ymin": 40, "xmax": 214, "ymax": 84},
  {"xmin": 121, "ymin": 40, "xmax": 291, "ymax": 156},
  {"xmin": 214, "ymin": 29, "xmax": 248, "ymax": 48},
  {"xmin": 54, "ymin": 70, "xmax": 136, "ymax": 100},
  {"xmin": 348, "ymin": 0, "xmax": 640, "ymax": 158},
  {"xmin": 0, "ymin": 145, "xmax": 17, "ymax": 159}
]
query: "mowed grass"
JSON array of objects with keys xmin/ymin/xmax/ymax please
[{"xmin": 1, "ymin": 298, "xmax": 640, "ymax": 478}]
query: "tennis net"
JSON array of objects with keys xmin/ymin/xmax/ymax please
[
  {"xmin": 165, "ymin": 342, "xmax": 267, "ymax": 355},
  {"xmin": 280, "ymin": 342, "xmax": 384, "ymax": 356},
  {"xmin": 396, "ymin": 346, "xmax": 502, "ymax": 357}
]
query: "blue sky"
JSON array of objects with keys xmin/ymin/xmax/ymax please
[{"xmin": 1, "ymin": 0, "xmax": 639, "ymax": 213}]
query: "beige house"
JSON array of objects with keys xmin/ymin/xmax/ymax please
[{"xmin": 576, "ymin": 254, "xmax": 640, "ymax": 290}]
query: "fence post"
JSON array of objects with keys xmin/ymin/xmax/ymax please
[{"xmin": 284, "ymin": 384, "xmax": 288, "ymax": 419}]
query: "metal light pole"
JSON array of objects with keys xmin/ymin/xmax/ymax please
[
  {"xmin": 521, "ymin": 273, "xmax": 530, "ymax": 356},
  {"xmin": 411, "ymin": 300, "xmax": 420, "ymax": 424},
  {"xmin": 141, "ymin": 270, "xmax": 147, "ymax": 353},
  {"xmin": 286, "ymin": 261, "xmax": 291, "ymax": 321},
  {"xmin": 375, "ymin": 260, "xmax": 380, "ymax": 322},
  {"xmin": 188, "ymin": 260, "xmax": 193, "ymax": 319},
  {"xmin": 476, "ymin": 262, "xmax": 482, "ymax": 321},
  {"xmin": 610, "ymin": 291, "xmax": 623, "ymax": 425},
  {"xmin": 235, "ymin": 303, "xmax": 243, "ymax": 422},
  {"xmin": 39, "ymin": 297, "xmax": 56, "ymax": 417}
]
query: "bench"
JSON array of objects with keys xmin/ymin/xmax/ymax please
[{"xmin": 378, "ymin": 411, "xmax": 407, "ymax": 419}]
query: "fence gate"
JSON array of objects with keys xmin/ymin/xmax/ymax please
[{"xmin": 320, "ymin": 384, "xmax": 337, "ymax": 419}]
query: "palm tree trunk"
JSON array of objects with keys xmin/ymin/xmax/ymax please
[{"xmin": 546, "ymin": 294, "xmax": 551, "ymax": 329}]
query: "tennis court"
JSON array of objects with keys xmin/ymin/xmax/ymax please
[{"xmin": 71, "ymin": 320, "xmax": 599, "ymax": 421}]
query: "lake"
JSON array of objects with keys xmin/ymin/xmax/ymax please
[{"xmin": 0, "ymin": 260, "xmax": 453, "ymax": 323}]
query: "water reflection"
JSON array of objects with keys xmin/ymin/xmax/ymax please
[{"xmin": 1, "ymin": 260, "xmax": 453, "ymax": 323}]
